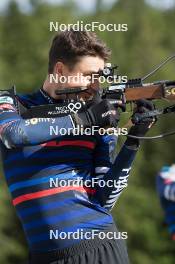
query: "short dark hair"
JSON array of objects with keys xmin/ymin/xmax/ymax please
[{"xmin": 48, "ymin": 29, "xmax": 111, "ymax": 73}]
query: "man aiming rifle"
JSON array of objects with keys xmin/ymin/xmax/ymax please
[{"xmin": 0, "ymin": 29, "xmax": 155, "ymax": 264}]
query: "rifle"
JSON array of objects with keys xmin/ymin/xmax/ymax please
[{"xmin": 14, "ymin": 54, "xmax": 175, "ymax": 139}]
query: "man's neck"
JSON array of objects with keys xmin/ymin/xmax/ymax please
[{"xmin": 42, "ymin": 77, "xmax": 69, "ymax": 103}]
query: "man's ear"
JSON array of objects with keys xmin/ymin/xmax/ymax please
[{"xmin": 54, "ymin": 61, "xmax": 64, "ymax": 75}]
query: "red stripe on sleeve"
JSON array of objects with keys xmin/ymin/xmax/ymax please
[
  {"xmin": 42, "ymin": 140, "xmax": 95, "ymax": 149},
  {"xmin": 13, "ymin": 186, "xmax": 96, "ymax": 206}
]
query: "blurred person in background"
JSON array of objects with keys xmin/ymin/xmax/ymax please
[{"xmin": 156, "ymin": 164, "xmax": 175, "ymax": 241}]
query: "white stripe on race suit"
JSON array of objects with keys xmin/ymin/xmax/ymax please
[
  {"xmin": 111, "ymin": 185, "xmax": 128, "ymax": 193},
  {"xmin": 104, "ymin": 203, "xmax": 115, "ymax": 209},
  {"xmin": 170, "ymin": 186, "xmax": 175, "ymax": 201},
  {"xmin": 104, "ymin": 197, "xmax": 120, "ymax": 209},
  {"xmin": 106, "ymin": 195, "xmax": 121, "ymax": 204},
  {"xmin": 93, "ymin": 175, "xmax": 104, "ymax": 179},
  {"xmin": 122, "ymin": 167, "xmax": 131, "ymax": 174},
  {"xmin": 164, "ymin": 185, "xmax": 171, "ymax": 200},
  {"xmin": 95, "ymin": 167, "xmax": 110, "ymax": 174},
  {"xmin": 107, "ymin": 194, "xmax": 121, "ymax": 199}
]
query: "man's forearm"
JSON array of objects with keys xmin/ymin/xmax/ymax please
[{"xmin": 94, "ymin": 143, "xmax": 138, "ymax": 210}]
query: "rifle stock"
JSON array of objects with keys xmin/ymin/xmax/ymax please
[
  {"xmin": 126, "ymin": 83, "xmax": 175, "ymax": 101},
  {"xmin": 125, "ymin": 84, "xmax": 164, "ymax": 101},
  {"xmin": 107, "ymin": 82, "xmax": 175, "ymax": 102}
]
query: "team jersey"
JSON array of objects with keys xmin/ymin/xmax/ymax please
[
  {"xmin": 156, "ymin": 165, "xmax": 175, "ymax": 240},
  {"xmin": 0, "ymin": 88, "xmax": 137, "ymax": 252}
]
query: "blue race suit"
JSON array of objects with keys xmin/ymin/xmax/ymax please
[{"xmin": 0, "ymin": 88, "xmax": 137, "ymax": 252}]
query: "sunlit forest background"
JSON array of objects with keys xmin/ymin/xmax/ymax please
[{"xmin": 0, "ymin": 0, "xmax": 175, "ymax": 263}]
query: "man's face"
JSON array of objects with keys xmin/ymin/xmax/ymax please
[{"xmin": 51, "ymin": 55, "xmax": 105, "ymax": 100}]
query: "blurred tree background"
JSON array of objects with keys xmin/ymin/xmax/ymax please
[{"xmin": 0, "ymin": 0, "xmax": 175, "ymax": 263}]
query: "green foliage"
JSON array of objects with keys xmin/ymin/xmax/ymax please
[{"xmin": 0, "ymin": 0, "xmax": 175, "ymax": 263}]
